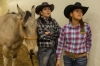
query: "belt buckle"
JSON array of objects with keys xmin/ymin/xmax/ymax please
[
  {"xmin": 75, "ymin": 54, "xmax": 78, "ymax": 58},
  {"xmin": 69, "ymin": 53, "xmax": 75, "ymax": 59}
]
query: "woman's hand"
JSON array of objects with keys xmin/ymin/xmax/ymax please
[
  {"xmin": 45, "ymin": 31, "xmax": 50, "ymax": 35},
  {"xmin": 56, "ymin": 60, "xmax": 60, "ymax": 66}
]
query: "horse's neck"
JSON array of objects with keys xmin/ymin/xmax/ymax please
[{"xmin": 0, "ymin": 14, "xmax": 22, "ymax": 41}]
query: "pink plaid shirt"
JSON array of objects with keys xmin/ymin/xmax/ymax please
[{"xmin": 56, "ymin": 22, "xmax": 92, "ymax": 59}]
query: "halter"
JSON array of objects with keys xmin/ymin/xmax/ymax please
[
  {"xmin": 24, "ymin": 36, "xmax": 37, "ymax": 40},
  {"xmin": 24, "ymin": 36, "xmax": 37, "ymax": 66}
]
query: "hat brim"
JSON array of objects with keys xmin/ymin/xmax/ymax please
[
  {"xmin": 64, "ymin": 5, "xmax": 89, "ymax": 19},
  {"xmin": 35, "ymin": 4, "xmax": 54, "ymax": 14}
]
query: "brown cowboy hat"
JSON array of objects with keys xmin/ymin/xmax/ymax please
[
  {"xmin": 64, "ymin": 2, "xmax": 89, "ymax": 19},
  {"xmin": 35, "ymin": 2, "xmax": 54, "ymax": 14}
]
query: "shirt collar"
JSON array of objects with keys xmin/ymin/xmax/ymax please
[
  {"xmin": 68, "ymin": 21, "xmax": 80, "ymax": 29},
  {"xmin": 41, "ymin": 16, "xmax": 49, "ymax": 21}
]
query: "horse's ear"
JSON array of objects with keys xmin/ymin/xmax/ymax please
[
  {"xmin": 31, "ymin": 5, "xmax": 35, "ymax": 18},
  {"xmin": 17, "ymin": 4, "xmax": 25, "ymax": 18}
]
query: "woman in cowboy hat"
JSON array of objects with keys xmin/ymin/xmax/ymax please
[
  {"xmin": 35, "ymin": 2, "xmax": 61, "ymax": 66},
  {"xmin": 56, "ymin": 2, "xmax": 92, "ymax": 66}
]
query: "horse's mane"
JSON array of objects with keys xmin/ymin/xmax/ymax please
[
  {"xmin": 5, "ymin": 10, "xmax": 32, "ymax": 23},
  {"xmin": 6, "ymin": 12, "xmax": 17, "ymax": 14},
  {"xmin": 24, "ymin": 11, "xmax": 32, "ymax": 23}
]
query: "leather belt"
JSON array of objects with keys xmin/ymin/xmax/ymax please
[{"xmin": 64, "ymin": 51, "xmax": 86, "ymax": 59}]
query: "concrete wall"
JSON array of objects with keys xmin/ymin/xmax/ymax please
[
  {"xmin": 1, "ymin": 0, "xmax": 100, "ymax": 66},
  {"xmin": 0, "ymin": 0, "xmax": 2, "ymax": 16},
  {"xmin": 0, "ymin": 0, "xmax": 7, "ymax": 15}
]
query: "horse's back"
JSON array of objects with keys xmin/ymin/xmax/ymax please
[
  {"xmin": 0, "ymin": 14, "xmax": 20, "ymax": 46},
  {"xmin": 1, "ymin": 13, "xmax": 17, "ymax": 20}
]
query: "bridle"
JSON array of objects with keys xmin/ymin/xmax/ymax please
[
  {"xmin": 24, "ymin": 36, "xmax": 37, "ymax": 40},
  {"xmin": 24, "ymin": 36, "xmax": 37, "ymax": 66}
]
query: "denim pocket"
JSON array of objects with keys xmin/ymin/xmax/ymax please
[
  {"xmin": 63, "ymin": 55, "xmax": 72, "ymax": 66},
  {"xmin": 76, "ymin": 56, "xmax": 87, "ymax": 66},
  {"xmin": 77, "ymin": 56, "xmax": 87, "ymax": 61},
  {"xmin": 39, "ymin": 48, "xmax": 48, "ymax": 52}
]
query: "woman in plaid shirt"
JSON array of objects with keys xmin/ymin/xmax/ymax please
[
  {"xmin": 56, "ymin": 2, "xmax": 92, "ymax": 66},
  {"xmin": 35, "ymin": 2, "xmax": 61, "ymax": 66}
]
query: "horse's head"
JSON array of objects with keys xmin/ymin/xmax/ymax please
[{"xmin": 17, "ymin": 5, "xmax": 38, "ymax": 54}]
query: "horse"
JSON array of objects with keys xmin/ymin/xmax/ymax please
[{"xmin": 0, "ymin": 5, "xmax": 38, "ymax": 66}]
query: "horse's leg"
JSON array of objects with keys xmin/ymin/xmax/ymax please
[
  {"xmin": 2, "ymin": 46, "xmax": 10, "ymax": 66},
  {"xmin": 12, "ymin": 42, "xmax": 22, "ymax": 66}
]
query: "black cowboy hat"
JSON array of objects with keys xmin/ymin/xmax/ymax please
[
  {"xmin": 35, "ymin": 2, "xmax": 54, "ymax": 14},
  {"xmin": 64, "ymin": 2, "xmax": 89, "ymax": 19}
]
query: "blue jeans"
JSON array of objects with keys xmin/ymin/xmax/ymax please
[
  {"xmin": 37, "ymin": 48, "xmax": 56, "ymax": 66},
  {"xmin": 63, "ymin": 55, "xmax": 87, "ymax": 66}
]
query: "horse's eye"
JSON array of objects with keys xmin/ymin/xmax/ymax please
[{"xmin": 23, "ymin": 26, "xmax": 26, "ymax": 30}]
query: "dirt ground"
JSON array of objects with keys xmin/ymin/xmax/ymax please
[{"xmin": 0, "ymin": 44, "xmax": 38, "ymax": 66}]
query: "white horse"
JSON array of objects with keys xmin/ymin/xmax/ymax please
[{"xmin": 0, "ymin": 5, "xmax": 38, "ymax": 66}]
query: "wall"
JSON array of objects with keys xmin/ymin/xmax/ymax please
[
  {"xmin": 0, "ymin": 0, "xmax": 2, "ymax": 16},
  {"xmin": 0, "ymin": 0, "xmax": 7, "ymax": 15},
  {"xmin": 1, "ymin": 0, "xmax": 100, "ymax": 66}
]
